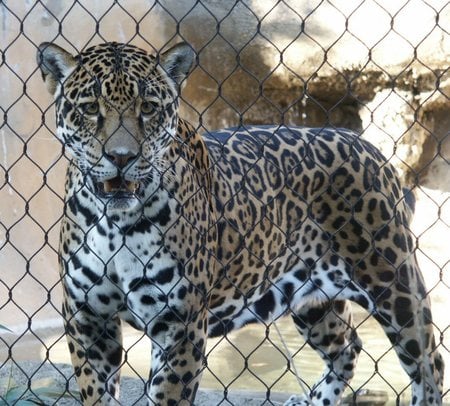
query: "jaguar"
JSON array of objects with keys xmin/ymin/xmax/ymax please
[{"xmin": 37, "ymin": 41, "xmax": 444, "ymax": 405}]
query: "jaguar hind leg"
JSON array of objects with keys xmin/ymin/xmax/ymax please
[
  {"xmin": 367, "ymin": 259, "xmax": 444, "ymax": 405},
  {"xmin": 285, "ymin": 300, "xmax": 361, "ymax": 406}
]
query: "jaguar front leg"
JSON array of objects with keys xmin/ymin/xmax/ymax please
[
  {"xmin": 146, "ymin": 308, "xmax": 208, "ymax": 406},
  {"xmin": 63, "ymin": 297, "xmax": 123, "ymax": 405}
]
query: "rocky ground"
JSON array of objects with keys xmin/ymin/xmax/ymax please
[{"xmin": 0, "ymin": 361, "xmax": 285, "ymax": 405}]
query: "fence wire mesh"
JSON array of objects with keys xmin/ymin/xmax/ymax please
[{"xmin": 0, "ymin": 0, "xmax": 449, "ymax": 405}]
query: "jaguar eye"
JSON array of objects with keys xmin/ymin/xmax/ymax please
[
  {"xmin": 80, "ymin": 102, "xmax": 100, "ymax": 116},
  {"xmin": 141, "ymin": 100, "xmax": 158, "ymax": 116}
]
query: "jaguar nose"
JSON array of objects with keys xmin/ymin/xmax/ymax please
[{"xmin": 105, "ymin": 151, "xmax": 138, "ymax": 169}]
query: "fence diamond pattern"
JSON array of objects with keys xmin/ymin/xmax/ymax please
[{"xmin": 0, "ymin": 0, "xmax": 449, "ymax": 405}]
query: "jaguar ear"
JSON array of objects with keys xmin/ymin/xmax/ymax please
[
  {"xmin": 36, "ymin": 42, "xmax": 77, "ymax": 95},
  {"xmin": 159, "ymin": 42, "xmax": 195, "ymax": 87}
]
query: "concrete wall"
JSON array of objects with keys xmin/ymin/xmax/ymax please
[{"xmin": 0, "ymin": 0, "xmax": 449, "ymax": 337}]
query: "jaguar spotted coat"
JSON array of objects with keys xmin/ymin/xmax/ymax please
[{"xmin": 37, "ymin": 41, "xmax": 444, "ymax": 405}]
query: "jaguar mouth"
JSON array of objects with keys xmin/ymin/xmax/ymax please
[{"xmin": 95, "ymin": 176, "xmax": 142, "ymax": 199}]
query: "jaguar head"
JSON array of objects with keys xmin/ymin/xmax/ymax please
[{"xmin": 37, "ymin": 41, "xmax": 195, "ymax": 212}]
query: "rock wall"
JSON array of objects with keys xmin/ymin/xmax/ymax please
[{"xmin": 0, "ymin": 0, "xmax": 449, "ymax": 334}]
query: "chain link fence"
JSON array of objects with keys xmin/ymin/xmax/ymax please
[{"xmin": 1, "ymin": 0, "xmax": 449, "ymax": 405}]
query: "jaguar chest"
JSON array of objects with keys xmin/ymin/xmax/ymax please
[{"xmin": 60, "ymin": 189, "xmax": 188, "ymax": 324}]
